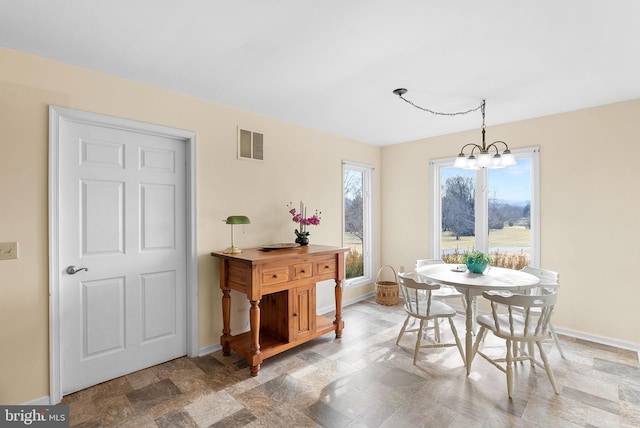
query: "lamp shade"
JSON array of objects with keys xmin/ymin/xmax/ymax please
[
  {"xmin": 223, "ymin": 215, "xmax": 250, "ymax": 254},
  {"xmin": 453, "ymin": 155, "xmax": 468, "ymax": 169},
  {"xmin": 499, "ymin": 151, "xmax": 517, "ymax": 167},
  {"xmin": 225, "ymin": 215, "xmax": 251, "ymax": 225}
]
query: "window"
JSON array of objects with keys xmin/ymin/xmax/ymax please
[
  {"xmin": 343, "ymin": 161, "xmax": 373, "ymax": 285},
  {"xmin": 430, "ymin": 148, "xmax": 539, "ymax": 268}
]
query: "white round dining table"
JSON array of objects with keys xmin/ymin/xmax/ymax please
[{"xmin": 415, "ymin": 263, "xmax": 540, "ymax": 374}]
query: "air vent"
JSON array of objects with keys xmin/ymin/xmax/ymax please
[{"xmin": 238, "ymin": 128, "xmax": 264, "ymax": 161}]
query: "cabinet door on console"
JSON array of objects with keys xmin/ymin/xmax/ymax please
[{"xmin": 290, "ymin": 284, "xmax": 316, "ymax": 341}]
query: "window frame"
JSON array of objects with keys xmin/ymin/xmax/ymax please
[
  {"xmin": 429, "ymin": 147, "xmax": 540, "ymax": 267},
  {"xmin": 342, "ymin": 160, "xmax": 374, "ymax": 287}
]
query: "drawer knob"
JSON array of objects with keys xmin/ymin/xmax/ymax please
[
  {"xmin": 300, "ymin": 270, "xmax": 305, "ymax": 273},
  {"xmin": 272, "ymin": 274, "xmax": 278, "ymax": 278}
]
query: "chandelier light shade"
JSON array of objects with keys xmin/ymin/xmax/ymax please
[
  {"xmin": 223, "ymin": 215, "xmax": 251, "ymax": 254},
  {"xmin": 393, "ymin": 89, "xmax": 516, "ymax": 169}
]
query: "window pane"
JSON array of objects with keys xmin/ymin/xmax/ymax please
[
  {"xmin": 440, "ymin": 167, "xmax": 476, "ymax": 262},
  {"xmin": 487, "ymin": 159, "xmax": 532, "ymax": 269},
  {"xmin": 344, "ymin": 169, "xmax": 364, "ymax": 279}
]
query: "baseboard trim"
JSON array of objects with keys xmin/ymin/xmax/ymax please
[
  {"xmin": 317, "ymin": 291, "xmax": 376, "ymax": 315},
  {"xmin": 554, "ymin": 326, "xmax": 640, "ymax": 354},
  {"xmin": 21, "ymin": 395, "xmax": 52, "ymax": 405},
  {"xmin": 199, "ymin": 343, "xmax": 222, "ymax": 357}
]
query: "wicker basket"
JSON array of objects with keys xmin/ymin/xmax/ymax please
[{"xmin": 375, "ymin": 265, "xmax": 399, "ymax": 305}]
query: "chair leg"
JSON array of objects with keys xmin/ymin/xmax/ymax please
[
  {"xmin": 472, "ymin": 298, "xmax": 478, "ymax": 335},
  {"xmin": 414, "ymin": 319, "xmax": 425, "ymax": 365},
  {"xmin": 506, "ymin": 339, "xmax": 514, "ymax": 399},
  {"xmin": 434, "ymin": 318, "xmax": 441, "ymax": 343},
  {"xmin": 549, "ymin": 323, "xmax": 566, "ymax": 358},
  {"xmin": 528, "ymin": 341, "xmax": 535, "ymax": 367},
  {"xmin": 536, "ymin": 340, "xmax": 559, "ymax": 395},
  {"xmin": 422, "ymin": 318, "xmax": 435, "ymax": 342},
  {"xmin": 448, "ymin": 317, "xmax": 466, "ymax": 365},
  {"xmin": 471, "ymin": 326, "xmax": 486, "ymax": 361},
  {"xmin": 513, "ymin": 342, "xmax": 521, "ymax": 363},
  {"xmin": 396, "ymin": 315, "xmax": 411, "ymax": 345}
]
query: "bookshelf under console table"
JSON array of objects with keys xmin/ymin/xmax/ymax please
[{"xmin": 211, "ymin": 244, "xmax": 348, "ymax": 376}]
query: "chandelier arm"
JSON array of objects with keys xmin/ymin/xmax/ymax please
[
  {"xmin": 458, "ymin": 143, "xmax": 482, "ymax": 156},
  {"xmin": 486, "ymin": 141, "xmax": 510, "ymax": 153},
  {"xmin": 484, "ymin": 143, "xmax": 500, "ymax": 154},
  {"xmin": 489, "ymin": 140, "xmax": 509, "ymax": 150}
]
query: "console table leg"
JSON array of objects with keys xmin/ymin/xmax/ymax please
[
  {"xmin": 334, "ymin": 279, "xmax": 344, "ymax": 338},
  {"xmin": 221, "ymin": 288, "xmax": 231, "ymax": 356},
  {"xmin": 250, "ymin": 364, "xmax": 261, "ymax": 377},
  {"xmin": 249, "ymin": 299, "xmax": 262, "ymax": 375}
]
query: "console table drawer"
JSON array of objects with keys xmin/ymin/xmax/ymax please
[
  {"xmin": 261, "ymin": 267, "xmax": 290, "ymax": 286},
  {"xmin": 292, "ymin": 263, "xmax": 313, "ymax": 280},
  {"xmin": 315, "ymin": 259, "xmax": 336, "ymax": 275}
]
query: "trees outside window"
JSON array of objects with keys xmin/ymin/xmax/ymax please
[
  {"xmin": 431, "ymin": 148, "xmax": 539, "ymax": 269},
  {"xmin": 442, "ymin": 175, "xmax": 475, "ymax": 239},
  {"xmin": 343, "ymin": 161, "xmax": 373, "ymax": 285}
]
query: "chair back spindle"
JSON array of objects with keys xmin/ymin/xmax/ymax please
[{"xmin": 483, "ymin": 291, "xmax": 557, "ymax": 339}]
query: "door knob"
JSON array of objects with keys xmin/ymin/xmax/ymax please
[{"xmin": 66, "ymin": 265, "xmax": 88, "ymax": 275}]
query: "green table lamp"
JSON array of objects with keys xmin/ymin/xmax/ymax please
[{"xmin": 223, "ymin": 215, "xmax": 251, "ymax": 254}]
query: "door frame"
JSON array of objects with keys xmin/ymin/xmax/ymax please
[{"xmin": 48, "ymin": 106, "xmax": 199, "ymax": 404}]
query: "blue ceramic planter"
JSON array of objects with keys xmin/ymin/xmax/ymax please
[{"xmin": 466, "ymin": 260, "xmax": 488, "ymax": 274}]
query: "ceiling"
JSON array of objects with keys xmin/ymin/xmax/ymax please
[{"xmin": 1, "ymin": 1, "xmax": 639, "ymax": 145}]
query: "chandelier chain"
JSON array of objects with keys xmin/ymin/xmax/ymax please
[{"xmin": 397, "ymin": 93, "xmax": 484, "ymax": 117}]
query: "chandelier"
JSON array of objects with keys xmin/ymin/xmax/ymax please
[{"xmin": 392, "ymin": 89, "xmax": 516, "ymax": 169}]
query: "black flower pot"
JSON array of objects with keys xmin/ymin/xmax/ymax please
[{"xmin": 295, "ymin": 235, "xmax": 309, "ymax": 246}]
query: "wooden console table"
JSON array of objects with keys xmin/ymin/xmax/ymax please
[{"xmin": 211, "ymin": 244, "xmax": 348, "ymax": 376}]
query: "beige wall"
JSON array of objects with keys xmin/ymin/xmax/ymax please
[
  {"xmin": 0, "ymin": 47, "xmax": 380, "ymax": 404},
  {"xmin": 382, "ymin": 99, "xmax": 640, "ymax": 346}
]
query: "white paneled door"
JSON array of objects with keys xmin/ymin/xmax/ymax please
[{"xmin": 56, "ymin": 115, "xmax": 188, "ymax": 395}]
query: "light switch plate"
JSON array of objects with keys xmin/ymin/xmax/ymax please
[{"xmin": 0, "ymin": 242, "xmax": 18, "ymax": 260}]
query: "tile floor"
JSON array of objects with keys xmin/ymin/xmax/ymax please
[{"xmin": 62, "ymin": 298, "xmax": 640, "ymax": 427}]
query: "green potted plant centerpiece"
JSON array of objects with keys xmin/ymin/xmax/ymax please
[{"xmin": 462, "ymin": 249, "xmax": 493, "ymax": 274}]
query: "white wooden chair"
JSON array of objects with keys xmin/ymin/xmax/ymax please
[
  {"xmin": 518, "ymin": 267, "xmax": 565, "ymax": 358},
  {"xmin": 396, "ymin": 272, "xmax": 465, "ymax": 365},
  {"xmin": 415, "ymin": 259, "xmax": 467, "ymax": 311},
  {"xmin": 471, "ymin": 290, "xmax": 560, "ymax": 398},
  {"xmin": 415, "ymin": 259, "xmax": 469, "ymax": 339}
]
